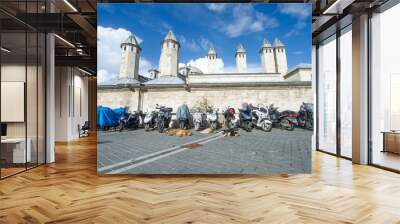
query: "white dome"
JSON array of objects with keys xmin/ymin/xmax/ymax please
[{"xmin": 179, "ymin": 66, "xmax": 204, "ymax": 76}]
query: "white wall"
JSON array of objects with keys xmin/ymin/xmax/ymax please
[{"xmin": 54, "ymin": 67, "xmax": 89, "ymax": 141}]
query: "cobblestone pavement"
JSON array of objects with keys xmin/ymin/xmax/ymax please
[{"xmin": 97, "ymin": 128, "xmax": 312, "ymax": 174}]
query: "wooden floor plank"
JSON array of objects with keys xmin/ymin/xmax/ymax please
[{"xmin": 0, "ymin": 135, "xmax": 400, "ymax": 223}]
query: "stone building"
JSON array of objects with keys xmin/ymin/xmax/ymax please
[{"xmin": 98, "ymin": 30, "xmax": 312, "ymax": 112}]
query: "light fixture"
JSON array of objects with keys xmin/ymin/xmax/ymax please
[
  {"xmin": 78, "ymin": 67, "xmax": 93, "ymax": 76},
  {"xmin": 54, "ymin": 34, "xmax": 75, "ymax": 48},
  {"xmin": 1, "ymin": 47, "xmax": 11, "ymax": 53},
  {"xmin": 322, "ymin": 0, "xmax": 355, "ymax": 15},
  {"xmin": 63, "ymin": 0, "xmax": 78, "ymax": 12}
]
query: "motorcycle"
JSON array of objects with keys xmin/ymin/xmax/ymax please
[
  {"xmin": 223, "ymin": 107, "xmax": 238, "ymax": 135},
  {"xmin": 143, "ymin": 110, "xmax": 158, "ymax": 131},
  {"xmin": 176, "ymin": 103, "xmax": 191, "ymax": 129},
  {"xmin": 269, "ymin": 104, "xmax": 298, "ymax": 131},
  {"xmin": 118, "ymin": 110, "xmax": 143, "ymax": 132},
  {"xmin": 238, "ymin": 103, "xmax": 253, "ymax": 132},
  {"xmin": 156, "ymin": 105, "xmax": 173, "ymax": 133},
  {"xmin": 192, "ymin": 107, "xmax": 207, "ymax": 131},
  {"xmin": 206, "ymin": 106, "xmax": 219, "ymax": 130},
  {"xmin": 297, "ymin": 102, "xmax": 314, "ymax": 130},
  {"xmin": 251, "ymin": 105, "xmax": 272, "ymax": 132}
]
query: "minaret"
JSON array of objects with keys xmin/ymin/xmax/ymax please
[
  {"xmin": 119, "ymin": 35, "xmax": 141, "ymax": 79},
  {"xmin": 274, "ymin": 38, "xmax": 288, "ymax": 75},
  {"xmin": 159, "ymin": 30, "xmax": 180, "ymax": 77},
  {"xmin": 207, "ymin": 47, "xmax": 217, "ymax": 74},
  {"xmin": 235, "ymin": 44, "xmax": 247, "ymax": 73},
  {"xmin": 260, "ymin": 38, "xmax": 276, "ymax": 73}
]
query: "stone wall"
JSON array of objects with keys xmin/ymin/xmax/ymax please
[
  {"xmin": 98, "ymin": 84, "xmax": 313, "ymax": 113},
  {"xmin": 97, "ymin": 88, "xmax": 139, "ymax": 111},
  {"xmin": 142, "ymin": 86, "xmax": 312, "ymax": 112}
]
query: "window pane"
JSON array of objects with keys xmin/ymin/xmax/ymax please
[
  {"xmin": 340, "ymin": 26, "xmax": 352, "ymax": 158},
  {"xmin": 371, "ymin": 3, "xmax": 400, "ymax": 170},
  {"xmin": 1, "ymin": 31, "xmax": 27, "ymax": 177},
  {"xmin": 318, "ymin": 35, "xmax": 337, "ymax": 154},
  {"xmin": 27, "ymin": 31, "xmax": 38, "ymax": 169}
]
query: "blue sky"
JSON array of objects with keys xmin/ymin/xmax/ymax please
[{"xmin": 97, "ymin": 3, "xmax": 311, "ymax": 81}]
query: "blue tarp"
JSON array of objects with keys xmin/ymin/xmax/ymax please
[
  {"xmin": 97, "ymin": 106, "xmax": 126, "ymax": 128},
  {"xmin": 176, "ymin": 104, "xmax": 190, "ymax": 120},
  {"xmin": 113, "ymin": 107, "xmax": 126, "ymax": 118}
]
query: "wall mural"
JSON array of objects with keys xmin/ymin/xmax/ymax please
[{"xmin": 96, "ymin": 3, "xmax": 313, "ymax": 174}]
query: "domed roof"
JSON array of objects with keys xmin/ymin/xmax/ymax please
[
  {"xmin": 236, "ymin": 44, "xmax": 246, "ymax": 53},
  {"xmin": 274, "ymin": 38, "xmax": 284, "ymax": 47},
  {"xmin": 261, "ymin": 38, "xmax": 272, "ymax": 48},
  {"xmin": 179, "ymin": 65, "xmax": 204, "ymax": 75},
  {"xmin": 208, "ymin": 47, "xmax": 216, "ymax": 55},
  {"xmin": 122, "ymin": 35, "xmax": 139, "ymax": 46},
  {"xmin": 164, "ymin": 30, "xmax": 177, "ymax": 42}
]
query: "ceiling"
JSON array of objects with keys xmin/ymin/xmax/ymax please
[{"xmin": 0, "ymin": 0, "xmax": 391, "ymax": 74}]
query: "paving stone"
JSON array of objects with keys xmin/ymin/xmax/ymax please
[{"xmin": 97, "ymin": 128, "xmax": 312, "ymax": 174}]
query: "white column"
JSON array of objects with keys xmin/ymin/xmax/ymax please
[
  {"xmin": 46, "ymin": 32, "xmax": 55, "ymax": 163},
  {"xmin": 352, "ymin": 14, "xmax": 369, "ymax": 164},
  {"xmin": 312, "ymin": 45, "xmax": 317, "ymax": 150}
]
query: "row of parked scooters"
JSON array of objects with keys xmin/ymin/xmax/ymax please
[{"xmin": 117, "ymin": 102, "xmax": 313, "ymax": 133}]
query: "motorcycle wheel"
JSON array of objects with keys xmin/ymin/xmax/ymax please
[
  {"xmin": 144, "ymin": 123, "xmax": 150, "ymax": 132},
  {"xmin": 286, "ymin": 122, "xmax": 295, "ymax": 131},
  {"xmin": 243, "ymin": 122, "xmax": 252, "ymax": 132},
  {"xmin": 248, "ymin": 122, "xmax": 253, "ymax": 132},
  {"xmin": 210, "ymin": 122, "xmax": 217, "ymax": 130},
  {"xmin": 158, "ymin": 120, "xmax": 165, "ymax": 133},
  {"xmin": 261, "ymin": 122, "xmax": 272, "ymax": 132},
  {"xmin": 179, "ymin": 120, "xmax": 185, "ymax": 129},
  {"xmin": 306, "ymin": 120, "xmax": 313, "ymax": 130},
  {"xmin": 118, "ymin": 122, "xmax": 124, "ymax": 132},
  {"xmin": 195, "ymin": 122, "xmax": 200, "ymax": 131}
]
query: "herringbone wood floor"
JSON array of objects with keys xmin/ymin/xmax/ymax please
[{"xmin": 1, "ymin": 135, "xmax": 400, "ymax": 224}]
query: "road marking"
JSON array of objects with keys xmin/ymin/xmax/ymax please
[
  {"xmin": 98, "ymin": 132, "xmax": 223, "ymax": 173},
  {"xmin": 107, "ymin": 134, "xmax": 225, "ymax": 174}
]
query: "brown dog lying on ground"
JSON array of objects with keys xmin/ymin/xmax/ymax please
[{"xmin": 166, "ymin": 129, "xmax": 192, "ymax": 137}]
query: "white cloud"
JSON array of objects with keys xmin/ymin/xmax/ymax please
[
  {"xmin": 206, "ymin": 3, "xmax": 227, "ymax": 13},
  {"xmin": 139, "ymin": 58, "xmax": 153, "ymax": 78},
  {"xmin": 97, "ymin": 26, "xmax": 154, "ymax": 81},
  {"xmin": 219, "ymin": 5, "xmax": 278, "ymax": 38},
  {"xmin": 97, "ymin": 69, "xmax": 116, "ymax": 83},
  {"xmin": 179, "ymin": 35, "xmax": 201, "ymax": 52},
  {"xmin": 178, "ymin": 35, "xmax": 214, "ymax": 52},
  {"xmin": 278, "ymin": 4, "xmax": 310, "ymax": 19},
  {"xmin": 199, "ymin": 37, "xmax": 213, "ymax": 51},
  {"xmin": 278, "ymin": 4, "xmax": 310, "ymax": 38},
  {"xmin": 247, "ymin": 63, "xmax": 262, "ymax": 73},
  {"xmin": 186, "ymin": 57, "xmax": 223, "ymax": 74}
]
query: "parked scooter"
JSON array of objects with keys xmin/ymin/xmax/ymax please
[
  {"xmin": 269, "ymin": 104, "xmax": 297, "ymax": 131},
  {"xmin": 223, "ymin": 107, "xmax": 238, "ymax": 135},
  {"xmin": 192, "ymin": 107, "xmax": 207, "ymax": 131},
  {"xmin": 297, "ymin": 102, "xmax": 313, "ymax": 130},
  {"xmin": 268, "ymin": 104, "xmax": 297, "ymax": 131},
  {"xmin": 206, "ymin": 106, "xmax": 219, "ymax": 130},
  {"xmin": 176, "ymin": 103, "xmax": 191, "ymax": 129},
  {"xmin": 251, "ymin": 105, "xmax": 272, "ymax": 132},
  {"xmin": 156, "ymin": 105, "xmax": 173, "ymax": 133},
  {"xmin": 119, "ymin": 109, "xmax": 143, "ymax": 132},
  {"xmin": 238, "ymin": 103, "xmax": 253, "ymax": 132},
  {"xmin": 143, "ymin": 110, "xmax": 158, "ymax": 131}
]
